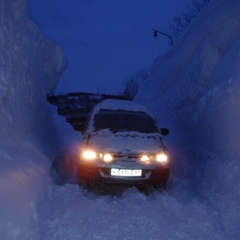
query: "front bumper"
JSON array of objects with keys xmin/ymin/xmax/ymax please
[{"xmin": 77, "ymin": 163, "xmax": 170, "ymax": 186}]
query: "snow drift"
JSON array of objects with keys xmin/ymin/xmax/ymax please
[
  {"xmin": 0, "ymin": 0, "xmax": 239, "ymax": 239},
  {"xmin": 0, "ymin": 0, "xmax": 67, "ymax": 239},
  {"xmin": 137, "ymin": 0, "xmax": 240, "ymax": 238}
]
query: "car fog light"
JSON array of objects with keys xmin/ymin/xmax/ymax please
[
  {"xmin": 141, "ymin": 155, "xmax": 150, "ymax": 162},
  {"xmin": 103, "ymin": 153, "xmax": 113, "ymax": 163}
]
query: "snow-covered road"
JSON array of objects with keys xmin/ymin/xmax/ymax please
[{"xmin": 30, "ymin": 165, "xmax": 227, "ymax": 240}]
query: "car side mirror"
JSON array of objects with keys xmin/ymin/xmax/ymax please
[{"xmin": 160, "ymin": 128, "xmax": 169, "ymax": 136}]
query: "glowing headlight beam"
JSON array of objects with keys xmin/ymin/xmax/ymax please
[
  {"xmin": 103, "ymin": 153, "xmax": 113, "ymax": 163},
  {"xmin": 82, "ymin": 150, "xmax": 97, "ymax": 160},
  {"xmin": 156, "ymin": 153, "xmax": 168, "ymax": 162},
  {"xmin": 141, "ymin": 155, "xmax": 150, "ymax": 162}
]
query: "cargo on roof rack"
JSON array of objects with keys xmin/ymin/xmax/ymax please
[{"xmin": 47, "ymin": 91, "xmax": 132, "ymax": 132}]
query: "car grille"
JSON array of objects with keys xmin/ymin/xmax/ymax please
[{"xmin": 112, "ymin": 153, "xmax": 141, "ymax": 162}]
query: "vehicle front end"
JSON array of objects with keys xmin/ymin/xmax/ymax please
[{"xmin": 77, "ymin": 133, "xmax": 170, "ymax": 187}]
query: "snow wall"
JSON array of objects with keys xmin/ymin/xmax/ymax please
[
  {"xmin": 0, "ymin": 0, "xmax": 67, "ymax": 239},
  {"xmin": 0, "ymin": 0, "xmax": 239, "ymax": 239},
  {"xmin": 137, "ymin": 0, "xmax": 240, "ymax": 238}
]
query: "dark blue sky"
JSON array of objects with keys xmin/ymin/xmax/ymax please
[{"xmin": 28, "ymin": 0, "xmax": 191, "ymax": 94}]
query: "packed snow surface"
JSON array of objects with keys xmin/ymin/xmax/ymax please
[
  {"xmin": 35, "ymin": 183, "xmax": 227, "ymax": 240},
  {"xmin": 0, "ymin": 0, "xmax": 239, "ymax": 239}
]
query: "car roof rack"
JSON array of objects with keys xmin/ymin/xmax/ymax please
[{"xmin": 47, "ymin": 91, "xmax": 132, "ymax": 132}]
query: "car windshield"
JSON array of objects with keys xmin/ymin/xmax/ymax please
[{"xmin": 93, "ymin": 110, "xmax": 159, "ymax": 133}]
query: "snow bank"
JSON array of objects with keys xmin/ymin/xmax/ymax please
[
  {"xmin": 0, "ymin": 0, "xmax": 67, "ymax": 239},
  {"xmin": 137, "ymin": 0, "xmax": 240, "ymax": 238}
]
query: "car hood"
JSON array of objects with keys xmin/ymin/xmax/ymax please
[{"xmin": 85, "ymin": 129, "xmax": 162, "ymax": 153}]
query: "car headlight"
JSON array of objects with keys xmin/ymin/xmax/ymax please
[
  {"xmin": 81, "ymin": 150, "xmax": 114, "ymax": 163},
  {"xmin": 141, "ymin": 155, "xmax": 150, "ymax": 162},
  {"xmin": 103, "ymin": 153, "xmax": 113, "ymax": 163},
  {"xmin": 140, "ymin": 153, "xmax": 168, "ymax": 164},
  {"xmin": 156, "ymin": 153, "xmax": 168, "ymax": 162},
  {"xmin": 82, "ymin": 150, "xmax": 97, "ymax": 161}
]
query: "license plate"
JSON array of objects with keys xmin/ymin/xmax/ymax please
[{"xmin": 111, "ymin": 168, "xmax": 142, "ymax": 177}]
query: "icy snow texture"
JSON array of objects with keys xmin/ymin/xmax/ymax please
[
  {"xmin": 0, "ymin": 0, "xmax": 67, "ymax": 144},
  {"xmin": 0, "ymin": 0, "xmax": 67, "ymax": 239},
  {"xmin": 137, "ymin": 0, "xmax": 240, "ymax": 238}
]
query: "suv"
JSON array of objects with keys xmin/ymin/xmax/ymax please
[{"xmin": 77, "ymin": 99, "xmax": 170, "ymax": 188}]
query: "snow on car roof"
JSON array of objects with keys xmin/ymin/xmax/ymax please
[
  {"xmin": 86, "ymin": 99, "xmax": 154, "ymax": 133},
  {"xmin": 92, "ymin": 99, "xmax": 151, "ymax": 114}
]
